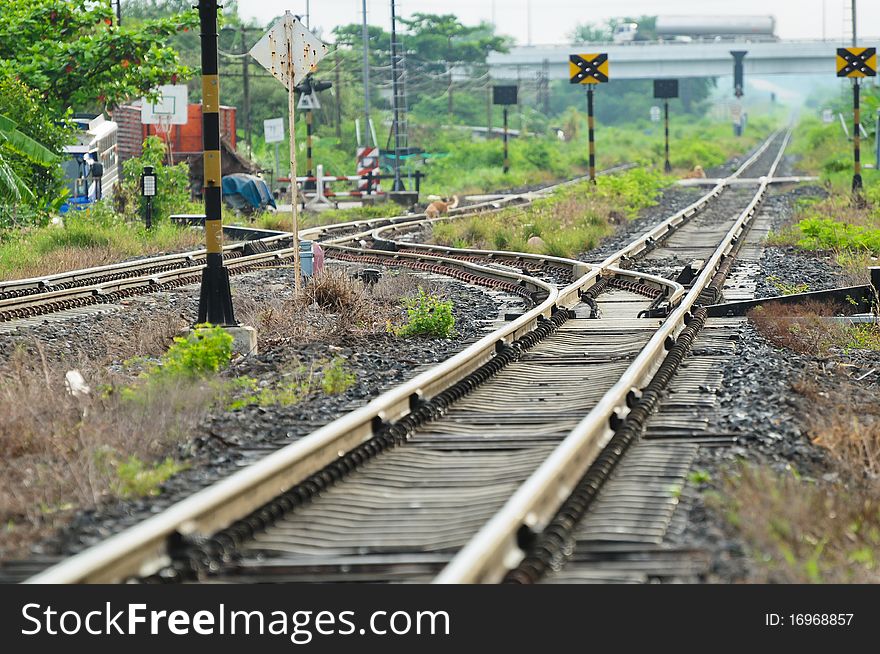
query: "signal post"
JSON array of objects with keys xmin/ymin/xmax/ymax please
[{"xmin": 569, "ymin": 53, "xmax": 608, "ymax": 184}]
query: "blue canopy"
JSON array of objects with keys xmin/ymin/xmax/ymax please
[{"xmin": 221, "ymin": 174, "xmax": 276, "ymax": 212}]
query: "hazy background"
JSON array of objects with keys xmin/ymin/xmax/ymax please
[{"xmin": 239, "ymin": 0, "xmax": 880, "ymax": 45}]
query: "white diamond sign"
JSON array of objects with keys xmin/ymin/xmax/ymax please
[{"xmin": 249, "ymin": 12, "xmax": 328, "ymax": 90}]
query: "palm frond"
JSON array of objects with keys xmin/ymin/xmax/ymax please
[{"xmin": 0, "ymin": 113, "xmax": 59, "ymax": 167}]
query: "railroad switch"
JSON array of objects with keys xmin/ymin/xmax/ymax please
[{"xmin": 675, "ymin": 259, "xmax": 705, "ymax": 286}]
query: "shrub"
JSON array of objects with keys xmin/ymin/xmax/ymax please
[
  {"xmin": 320, "ymin": 356, "xmax": 355, "ymax": 394},
  {"xmin": 116, "ymin": 136, "xmax": 191, "ymax": 223},
  {"xmin": 112, "ymin": 456, "xmax": 188, "ymax": 498},
  {"xmin": 158, "ymin": 324, "xmax": 233, "ymax": 379},
  {"xmin": 394, "ymin": 288, "xmax": 455, "ymax": 338}
]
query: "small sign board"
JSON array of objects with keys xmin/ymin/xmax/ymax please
[
  {"xmin": 493, "ymin": 85, "xmax": 518, "ymax": 105},
  {"xmin": 822, "ymin": 109, "xmax": 834, "ymax": 124},
  {"xmin": 650, "ymin": 106, "xmax": 661, "ymax": 122},
  {"xmin": 297, "ymin": 92, "xmax": 321, "ymax": 110},
  {"xmin": 264, "ymin": 117, "xmax": 284, "ymax": 143},
  {"xmin": 569, "ymin": 53, "xmax": 609, "ymax": 84},
  {"xmin": 837, "ymin": 47, "xmax": 877, "ymax": 78},
  {"xmin": 141, "ymin": 84, "xmax": 189, "ymax": 125},
  {"xmin": 653, "ymin": 79, "xmax": 679, "ymax": 99}
]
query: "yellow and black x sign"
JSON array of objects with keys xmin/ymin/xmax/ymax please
[
  {"xmin": 569, "ymin": 53, "xmax": 609, "ymax": 84},
  {"xmin": 837, "ymin": 47, "xmax": 877, "ymax": 78}
]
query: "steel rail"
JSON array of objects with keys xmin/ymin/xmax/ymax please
[
  {"xmin": 435, "ymin": 127, "xmax": 793, "ymax": 583},
  {"xmin": 24, "ymin": 134, "xmax": 781, "ymax": 583}
]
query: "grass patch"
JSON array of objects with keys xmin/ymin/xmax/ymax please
[
  {"xmin": 713, "ymin": 373, "xmax": 880, "ymax": 583},
  {"xmin": 0, "ymin": 323, "xmax": 233, "ymax": 558},
  {"xmin": 765, "ymin": 274, "xmax": 809, "ymax": 296},
  {"xmin": 712, "ymin": 463, "xmax": 880, "ymax": 583},
  {"xmin": 431, "ymin": 168, "xmax": 666, "ymax": 258},
  {"xmin": 246, "ymin": 202, "xmax": 403, "ymax": 232},
  {"xmin": 747, "ymin": 300, "xmax": 880, "ymax": 356},
  {"xmin": 234, "ymin": 268, "xmax": 452, "ymax": 345},
  {"xmin": 227, "ymin": 356, "xmax": 356, "ymax": 410},
  {"xmin": 0, "ymin": 200, "xmax": 203, "ymax": 281}
]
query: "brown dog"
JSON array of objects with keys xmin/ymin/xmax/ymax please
[
  {"xmin": 684, "ymin": 165, "xmax": 707, "ymax": 179},
  {"xmin": 425, "ymin": 195, "xmax": 459, "ymax": 218}
]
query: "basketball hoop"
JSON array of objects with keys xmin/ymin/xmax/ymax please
[
  {"xmin": 155, "ymin": 113, "xmax": 175, "ymax": 165},
  {"xmin": 140, "ymin": 84, "xmax": 189, "ymax": 166}
]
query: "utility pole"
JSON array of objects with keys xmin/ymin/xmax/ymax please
[
  {"xmin": 852, "ymin": 0, "xmax": 857, "ymax": 46},
  {"xmin": 334, "ymin": 48, "xmax": 342, "ymax": 140},
  {"xmin": 241, "ymin": 25, "xmax": 251, "ymax": 155},
  {"xmin": 390, "ymin": 0, "xmax": 404, "ymax": 191},
  {"xmin": 196, "ymin": 0, "xmax": 236, "ymax": 326},
  {"xmin": 447, "ymin": 38, "xmax": 454, "ymax": 116},
  {"xmin": 361, "ymin": 0, "xmax": 372, "ymax": 146}
]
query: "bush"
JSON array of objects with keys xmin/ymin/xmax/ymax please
[
  {"xmin": 158, "ymin": 325, "xmax": 233, "ymax": 379},
  {"xmin": 393, "ymin": 288, "xmax": 455, "ymax": 338},
  {"xmin": 320, "ymin": 356, "xmax": 355, "ymax": 394},
  {"xmin": 116, "ymin": 136, "xmax": 191, "ymax": 223}
]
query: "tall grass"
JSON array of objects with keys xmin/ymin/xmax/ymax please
[
  {"xmin": 0, "ymin": 200, "xmax": 203, "ymax": 280},
  {"xmin": 431, "ymin": 168, "xmax": 667, "ymax": 258}
]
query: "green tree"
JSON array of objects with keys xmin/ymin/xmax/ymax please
[
  {"xmin": 0, "ymin": 74, "xmax": 72, "ymax": 226},
  {"xmin": 0, "ymin": 0, "xmax": 198, "ymax": 112},
  {"xmin": 400, "ymin": 14, "xmax": 511, "ymax": 117}
]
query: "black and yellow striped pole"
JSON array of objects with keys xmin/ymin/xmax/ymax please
[
  {"xmin": 836, "ymin": 47, "xmax": 877, "ymax": 196},
  {"xmin": 853, "ymin": 79, "xmax": 862, "ymax": 193},
  {"xmin": 196, "ymin": 0, "xmax": 236, "ymax": 325},
  {"xmin": 587, "ymin": 85, "xmax": 596, "ymax": 184},
  {"xmin": 306, "ymin": 109, "xmax": 313, "ymax": 180},
  {"xmin": 502, "ymin": 107, "xmax": 509, "ymax": 174},
  {"xmin": 664, "ymin": 100, "xmax": 671, "ymax": 174},
  {"xmin": 568, "ymin": 53, "xmax": 608, "ymax": 186}
]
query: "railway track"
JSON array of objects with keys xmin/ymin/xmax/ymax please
[
  {"xmin": 0, "ymin": 168, "xmax": 634, "ymax": 325},
  {"xmin": 21, "ymin": 128, "xmax": 792, "ymax": 583}
]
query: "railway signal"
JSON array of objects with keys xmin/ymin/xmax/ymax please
[
  {"xmin": 837, "ymin": 47, "xmax": 877, "ymax": 193},
  {"xmin": 569, "ymin": 53, "xmax": 608, "ymax": 184},
  {"xmin": 195, "ymin": 0, "xmax": 236, "ymax": 326},
  {"xmin": 295, "ymin": 75, "xmax": 332, "ymax": 190},
  {"xmin": 140, "ymin": 165, "xmax": 156, "ymax": 230},
  {"xmin": 493, "ymin": 85, "xmax": 517, "ymax": 174},
  {"xmin": 249, "ymin": 11, "xmax": 328, "ymax": 291},
  {"xmin": 654, "ymin": 79, "xmax": 679, "ymax": 174}
]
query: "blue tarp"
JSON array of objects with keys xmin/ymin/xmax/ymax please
[{"xmin": 221, "ymin": 174, "xmax": 276, "ymax": 212}]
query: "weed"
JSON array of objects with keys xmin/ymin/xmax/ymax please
[
  {"xmin": 393, "ymin": 288, "xmax": 455, "ymax": 338},
  {"xmin": 712, "ymin": 462, "xmax": 880, "ymax": 583},
  {"xmin": 688, "ymin": 470, "xmax": 712, "ymax": 485},
  {"xmin": 766, "ymin": 274, "xmax": 809, "ymax": 296},
  {"xmin": 749, "ymin": 301, "xmax": 847, "ymax": 356},
  {"xmin": 431, "ymin": 169, "xmax": 666, "ymax": 258},
  {"xmin": 228, "ymin": 378, "xmax": 312, "ymax": 409},
  {"xmin": 158, "ymin": 325, "xmax": 233, "ymax": 379},
  {"xmin": 321, "ymin": 356, "xmax": 355, "ymax": 394},
  {"xmin": 113, "ymin": 456, "xmax": 188, "ymax": 498}
]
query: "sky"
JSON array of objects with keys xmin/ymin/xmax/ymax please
[{"xmin": 238, "ymin": 0, "xmax": 880, "ymax": 45}]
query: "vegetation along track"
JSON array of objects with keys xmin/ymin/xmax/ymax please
[{"xmin": 23, "ymin": 129, "xmax": 791, "ymax": 583}]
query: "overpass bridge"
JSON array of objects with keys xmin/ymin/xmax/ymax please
[{"xmin": 488, "ymin": 40, "xmax": 879, "ymax": 81}]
